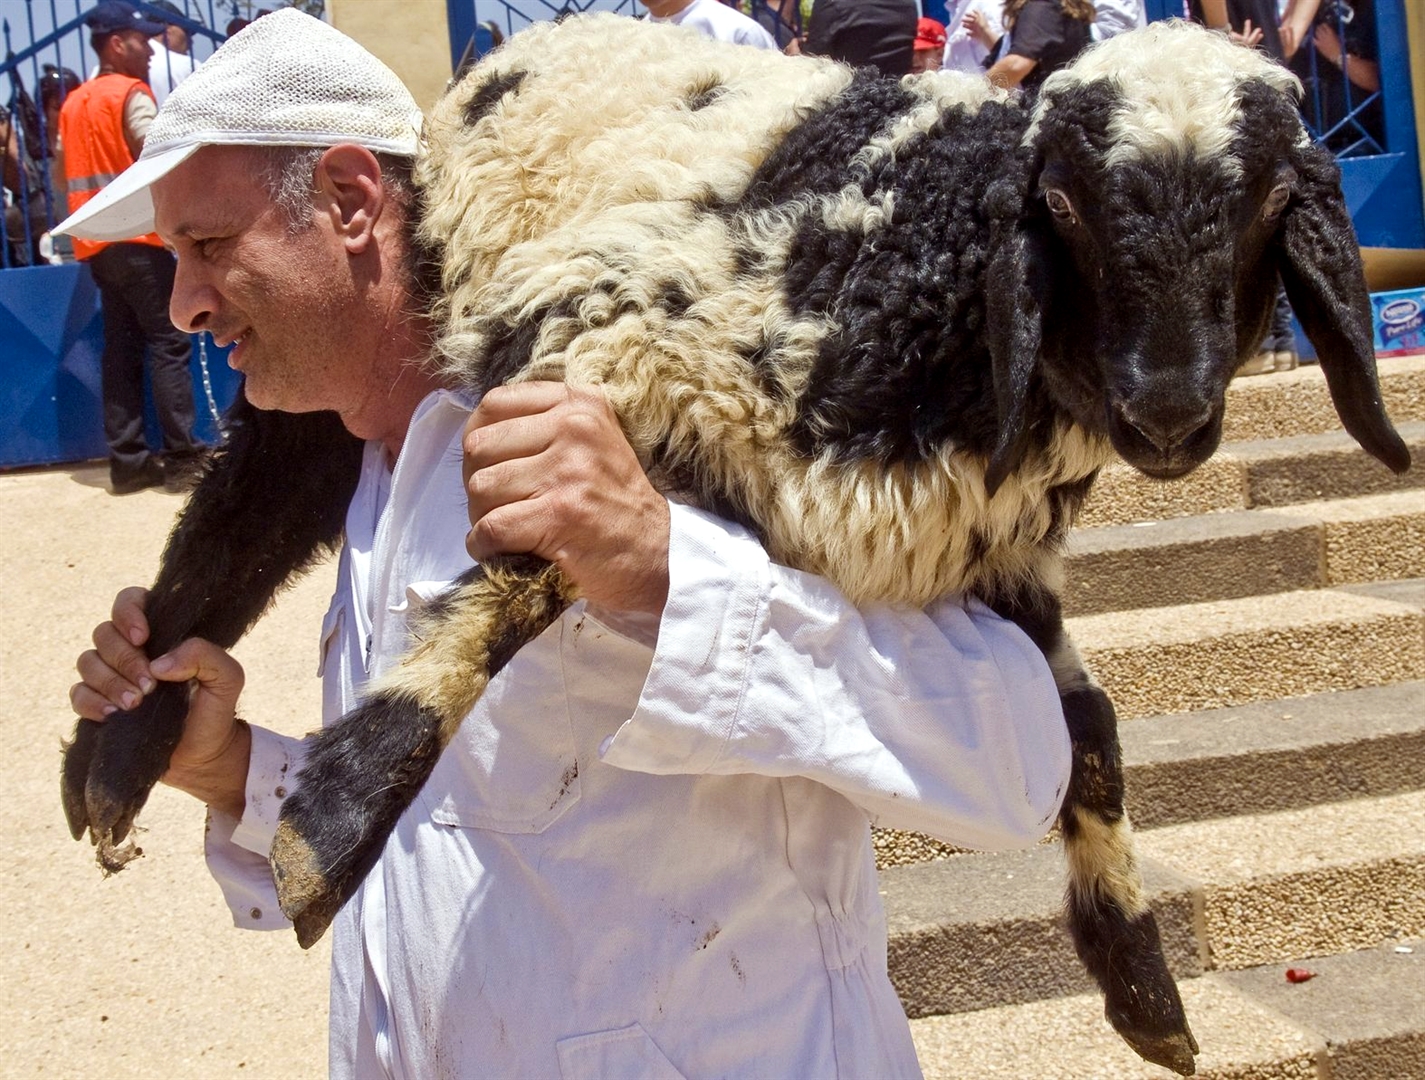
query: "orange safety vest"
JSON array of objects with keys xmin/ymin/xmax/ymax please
[{"xmin": 59, "ymin": 73, "xmax": 166, "ymax": 261}]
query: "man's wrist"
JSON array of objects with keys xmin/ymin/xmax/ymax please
[{"xmin": 162, "ymin": 718, "xmax": 252, "ymax": 819}]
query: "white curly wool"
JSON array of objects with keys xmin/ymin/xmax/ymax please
[{"xmin": 1031, "ymin": 18, "xmax": 1305, "ymax": 169}]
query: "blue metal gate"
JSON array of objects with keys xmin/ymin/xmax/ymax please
[
  {"xmin": 1143, "ymin": 0, "xmax": 1423, "ymax": 249},
  {"xmin": 0, "ymin": 0, "xmax": 239, "ymax": 467}
]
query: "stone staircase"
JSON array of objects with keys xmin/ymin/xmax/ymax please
[{"xmin": 890, "ymin": 355, "xmax": 1425, "ymax": 1079}]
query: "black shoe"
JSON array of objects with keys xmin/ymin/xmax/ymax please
[
  {"xmin": 161, "ymin": 451, "xmax": 208, "ymax": 494},
  {"xmin": 110, "ymin": 458, "xmax": 165, "ymax": 495}
]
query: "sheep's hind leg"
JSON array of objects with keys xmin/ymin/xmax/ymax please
[
  {"xmin": 991, "ymin": 585, "xmax": 1198, "ymax": 1076},
  {"xmin": 271, "ymin": 554, "xmax": 579, "ymax": 948},
  {"xmin": 1058, "ymin": 680, "xmax": 1198, "ymax": 1075}
]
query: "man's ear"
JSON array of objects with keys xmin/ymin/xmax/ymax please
[{"xmin": 314, "ymin": 144, "xmax": 385, "ymax": 255}]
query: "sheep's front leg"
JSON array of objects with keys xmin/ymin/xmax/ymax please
[
  {"xmin": 61, "ymin": 400, "xmax": 362, "ymax": 871},
  {"xmin": 271, "ymin": 554, "xmax": 579, "ymax": 948},
  {"xmin": 990, "ymin": 583, "xmax": 1199, "ymax": 1076}
]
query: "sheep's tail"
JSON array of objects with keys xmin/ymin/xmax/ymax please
[
  {"xmin": 61, "ymin": 397, "xmax": 363, "ymax": 869},
  {"xmin": 271, "ymin": 554, "xmax": 579, "ymax": 948},
  {"xmin": 990, "ymin": 582, "xmax": 1199, "ymax": 1077}
]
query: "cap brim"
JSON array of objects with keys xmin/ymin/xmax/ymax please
[{"xmin": 53, "ymin": 142, "xmax": 201, "ymax": 241}]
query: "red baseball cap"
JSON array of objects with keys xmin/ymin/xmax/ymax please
[{"xmin": 914, "ymin": 16, "xmax": 948, "ymax": 51}]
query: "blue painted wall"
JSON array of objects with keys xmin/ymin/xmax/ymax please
[{"xmin": 0, "ymin": 264, "xmax": 240, "ymax": 469}]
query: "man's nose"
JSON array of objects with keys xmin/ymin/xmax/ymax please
[{"xmin": 169, "ymin": 259, "xmax": 213, "ymax": 334}]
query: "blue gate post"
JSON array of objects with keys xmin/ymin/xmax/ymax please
[{"xmin": 1342, "ymin": 0, "xmax": 1425, "ymax": 250}]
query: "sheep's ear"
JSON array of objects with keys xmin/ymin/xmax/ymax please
[
  {"xmin": 1277, "ymin": 141, "xmax": 1410, "ymax": 474},
  {"xmin": 984, "ymin": 220, "xmax": 1051, "ymax": 495}
]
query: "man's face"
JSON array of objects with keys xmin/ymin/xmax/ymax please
[
  {"xmin": 911, "ymin": 47, "xmax": 941, "ymax": 74},
  {"xmin": 153, "ymin": 145, "xmax": 363, "ymax": 416},
  {"xmin": 110, "ymin": 30, "xmax": 153, "ymax": 79}
]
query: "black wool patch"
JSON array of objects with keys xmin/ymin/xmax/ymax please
[
  {"xmin": 775, "ymin": 97, "xmax": 1034, "ymax": 466},
  {"xmin": 733, "ymin": 70, "xmax": 918, "ymax": 211},
  {"xmin": 462, "ymin": 69, "xmax": 528, "ymax": 128},
  {"xmin": 982, "ymin": 578, "xmax": 1065, "ymax": 654},
  {"xmin": 684, "ymin": 80, "xmax": 726, "ymax": 112},
  {"xmin": 1058, "ymin": 685, "xmax": 1125, "ymax": 823}
]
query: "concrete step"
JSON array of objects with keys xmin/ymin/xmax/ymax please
[
  {"xmin": 1067, "ymin": 588, "xmax": 1425, "ymax": 720},
  {"xmin": 1065, "ymin": 486, "xmax": 1425, "ymax": 616},
  {"xmin": 910, "ymin": 973, "xmax": 1322, "ymax": 1079},
  {"xmin": 877, "ymin": 681, "xmax": 1425, "ymax": 868},
  {"xmin": 1136, "ymin": 789, "xmax": 1425, "ymax": 971},
  {"xmin": 1233, "ymin": 422, "xmax": 1425, "ymax": 509},
  {"xmin": 1064, "ymin": 507, "xmax": 1321, "ymax": 616},
  {"xmin": 882, "ymin": 844, "xmax": 1204, "ymax": 1018},
  {"xmin": 1220, "ymin": 353, "xmax": 1425, "ymax": 444},
  {"xmin": 1077, "ymin": 421, "xmax": 1425, "ymax": 530},
  {"xmin": 1217, "ymin": 940, "xmax": 1425, "ymax": 1080},
  {"xmin": 1121, "ymin": 682, "xmax": 1425, "ymax": 830},
  {"xmin": 909, "ymin": 940, "xmax": 1425, "ymax": 1079},
  {"xmin": 1273, "ymin": 488, "xmax": 1425, "ymax": 586},
  {"xmin": 883, "ymin": 793, "xmax": 1425, "ymax": 1018},
  {"xmin": 1078, "ymin": 455, "xmax": 1246, "ymax": 530}
]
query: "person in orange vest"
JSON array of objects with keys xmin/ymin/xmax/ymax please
[{"xmin": 59, "ymin": 0, "xmax": 203, "ymax": 495}]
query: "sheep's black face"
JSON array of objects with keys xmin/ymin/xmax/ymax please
[{"xmin": 1032, "ymin": 136, "xmax": 1298, "ymax": 480}]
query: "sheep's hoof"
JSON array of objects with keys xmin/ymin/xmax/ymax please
[
  {"xmin": 270, "ymin": 689, "xmax": 448, "ymax": 945},
  {"xmin": 61, "ymin": 682, "xmax": 189, "ymax": 871},
  {"xmin": 1104, "ymin": 973, "xmax": 1200, "ymax": 1076},
  {"xmin": 270, "ymin": 818, "xmax": 347, "ymax": 947},
  {"xmin": 1112, "ymin": 1020, "xmax": 1199, "ymax": 1077}
]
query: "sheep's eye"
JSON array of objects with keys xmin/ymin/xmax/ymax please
[
  {"xmin": 1262, "ymin": 181, "xmax": 1292, "ymax": 221},
  {"xmin": 1045, "ymin": 188, "xmax": 1076, "ymax": 221}
]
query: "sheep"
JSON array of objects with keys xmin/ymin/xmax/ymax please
[{"xmin": 60, "ymin": 15, "xmax": 1409, "ymax": 1076}]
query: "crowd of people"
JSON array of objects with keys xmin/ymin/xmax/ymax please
[
  {"xmin": 2, "ymin": 0, "xmax": 1392, "ymax": 495},
  {"xmin": 4, "ymin": 0, "xmax": 209, "ymax": 494}
]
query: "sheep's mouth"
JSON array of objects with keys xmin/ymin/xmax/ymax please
[
  {"xmin": 1106, "ymin": 400, "xmax": 1223, "ymax": 481},
  {"xmin": 1128, "ymin": 459, "xmax": 1201, "ymax": 482}
]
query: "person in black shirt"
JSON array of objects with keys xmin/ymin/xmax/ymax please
[
  {"xmin": 801, "ymin": 0, "xmax": 919, "ymax": 78},
  {"xmin": 978, "ymin": 0, "xmax": 1094, "ymax": 94}
]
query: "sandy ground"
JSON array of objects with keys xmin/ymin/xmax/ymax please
[{"xmin": 1, "ymin": 462, "xmax": 334, "ymax": 1079}]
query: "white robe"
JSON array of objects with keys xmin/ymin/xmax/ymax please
[{"xmin": 206, "ymin": 389, "xmax": 1071, "ymax": 1078}]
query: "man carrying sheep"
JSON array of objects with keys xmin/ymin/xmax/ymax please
[{"xmin": 62, "ymin": 12, "xmax": 1070, "ymax": 1076}]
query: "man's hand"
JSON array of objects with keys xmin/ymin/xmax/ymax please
[
  {"xmin": 463, "ymin": 382, "xmax": 671, "ymax": 616},
  {"xmin": 71, "ymin": 587, "xmax": 250, "ymax": 816}
]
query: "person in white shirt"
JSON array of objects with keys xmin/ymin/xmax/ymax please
[
  {"xmin": 943, "ymin": 0, "xmax": 1005, "ymax": 73},
  {"xmin": 62, "ymin": 13, "xmax": 1070, "ymax": 1078},
  {"xmin": 644, "ymin": 0, "xmax": 780, "ymax": 49},
  {"xmin": 1090, "ymin": 0, "xmax": 1146, "ymax": 40},
  {"xmin": 145, "ymin": 0, "xmax": 197, "ymax": 105}
]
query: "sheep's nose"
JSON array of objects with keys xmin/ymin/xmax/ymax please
[{"xmin": 1113, "ymin": 401, "xmax": 1214, "ymax": 455}]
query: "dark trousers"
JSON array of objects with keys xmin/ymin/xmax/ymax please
[
  {"xmin": 1265, "ymin": 280, "xmax": 1296, "ymax": 354},
  {"xmin": 87, "ymin": 242, "xmax": 201, "ymax": 475}
]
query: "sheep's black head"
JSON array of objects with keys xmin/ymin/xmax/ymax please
[{"xmin": 983, "ymin": 20, "xmax": 1409, "ymax": 492}]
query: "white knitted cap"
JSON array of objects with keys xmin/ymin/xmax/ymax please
[{"xmin": 56, "ymin": 8, "xmax": 424, "ymax": 241}]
